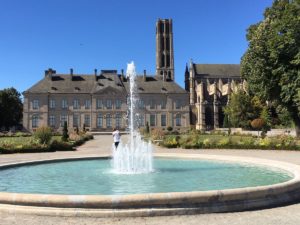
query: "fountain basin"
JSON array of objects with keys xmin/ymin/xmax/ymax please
[{"xmin": 0, "ymin": 153, "xmax": 300, "ymax": 216}]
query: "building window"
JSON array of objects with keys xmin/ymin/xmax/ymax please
[
  {"xmin": 150, "ymin": 100, "xmax": 155, "ymax": 109},
  {"xmin": 116, "ymin": 100, "xmax": 121, "ymax": 109},
  {"xmin": 73, "ymin": 99, "xmax": 79, "ymax": 109},
  {"xmin": 161, "ymin": 114, "xmax": 166, "ymax": 127},
  {"xmin": 73, "ymin": 114, "xmax": 79, "ymax": 127},
  {"xmin": 176, "ymin": 114, "xmax": 181, "ymax": 126},
  {"xmin": 60, "ymin": 114, "xmax": 68, "ymax": 126},
  {"xmin": 33, "ymin": 100, "xmax": 39, "ymax": 110},
  {"xmin": 62, "ymin": 99, "xmax": 68, "ymax": 109},
  {"xmin": 139, "ymin": 100, "xmax": 145, "ymax": 109},
  {"xmin": 97, "ymin": 113, "xmax": 103, "ymax": 128},
  {"xmin": 161, "ymin": 100, "xmax": 166, "ymax": 109},
  {"xmin": 97, "ymin": 99, "xmax": 102, "ymax": 109},
  {"xmin": 116, "ymin": 113, "xmax": 121, "ymax": 128},
  {"xmin": 49, "ymin": 115, "xmax": 55, "ymax": 127},
  {"xmin": 49, "ymin": 99, "xmax": 55, "ymax": 109},
  {"xmin": 106, "ymin": 114, "xmax": 112, "ymax": 128},
  {"xmin": 32, "ymin": 114, "xmax": 39, "ymax": 128},
  {"xmin": 175, "ymin": 100, "xmax": 181, "ymax": 109},
  {"xmin": 138, "ymin": 114, "xmax": 145, "ymax": 127},
  {"xmin": 84, "ymin": 114, "xmax": 90, "ymax": 127},
  {"xmin": 85, "ymin": 99, "xmax": 91, "ymax": 109},
  {"xmin": 106, "ymin": 100, "xmax": 112, "ymax": 109},
  {"xmin": 150, "ymin": 114, "xmax": 156, "ymax": 126},
  {"xmin": 140, "ymin": 100, "xmax": 145, "ymax": 109}
]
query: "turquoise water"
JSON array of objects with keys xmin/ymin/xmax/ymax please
[{"xmin": 0, "ymin": 158, "xmax": 292, "ymax": 195}]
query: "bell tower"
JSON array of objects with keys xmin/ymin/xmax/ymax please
[{"xmin": 156, "ymin": 19, "xmax": 174, "ymax": 81}]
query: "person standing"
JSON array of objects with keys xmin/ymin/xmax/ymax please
[{"xmin": 112, "ymin": 128, "xmax": 121, "ymax": 149}]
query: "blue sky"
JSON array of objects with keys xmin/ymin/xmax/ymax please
[{"xmin": 0, "ymin": 0, "xmax": 273, "ymax": 93}]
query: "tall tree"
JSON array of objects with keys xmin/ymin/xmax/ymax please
[
  {"xmin": 224, "ymin": 90, "xmax": 256, "ymax": 129},
  {"xmin": 0, "ymin": 88, "xmax": 23, "ymax": 130},
  {"xmin": 241, "ymin": 0, "xmax": 300, "ymax": 136}
]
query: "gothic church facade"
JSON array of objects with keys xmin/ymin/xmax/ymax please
[{"xmin": 185, "ymin": 61, "xmax": 247, "ymax": 130}]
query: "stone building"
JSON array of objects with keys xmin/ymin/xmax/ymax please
[
  {"xmin": 23, "ymin": 19, "xmax": 190, "ymax": 132},
  {"xmin": 185, "ymin": 61, "xmax": 247, "ymax": 130}
]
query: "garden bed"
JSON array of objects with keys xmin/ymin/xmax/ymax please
[
  {"xmin": 0, "ymin": 134, "xmax": 93, "ymax": 154},
  {"xmin": 157, "ymin": 132, "xmax": 300, "ymax": 150}
]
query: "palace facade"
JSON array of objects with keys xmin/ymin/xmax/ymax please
[{"xmin": 23, "ymin": 19, "xmax": 190, "ymax": 132}]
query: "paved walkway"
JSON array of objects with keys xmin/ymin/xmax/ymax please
[{"xmin": 1, "ymin": 135, "xmax": 300, "ymax": 225}]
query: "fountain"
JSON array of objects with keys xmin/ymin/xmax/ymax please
[
  {"xmin": 112, "ymin": 61, "xmax": 153, "ymax": 174},
  {"xmin": 0, "ymin": 63, "xmax": 298, "ymax": 216}
]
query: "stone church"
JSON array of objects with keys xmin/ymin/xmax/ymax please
[
  {"xmin": 185, "ymin": 61, "xmax": 247, "ymax": 130},
  {"xmin": 23, "ymin": 19, "xmax": 190, "ymax": 132}
]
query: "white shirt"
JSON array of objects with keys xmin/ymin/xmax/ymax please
[{"xmin": 112, "ymin": 130, "xmax": 121, "ymax": 142}]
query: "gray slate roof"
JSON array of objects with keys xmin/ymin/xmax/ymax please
[
  {"xmin": 24, "ymin": 73, "xmax": 125, "ymax": 94},
  {"xmin": 24, "ymin": 73, "xmax": 187, "ymax": 95},
  {"xmin": 123, "ymin": 75, "xmax": 187, "ymax": 94},
  {"xmin": 194, "ymin": 64, "xmax": 240, "ymax": 77}
]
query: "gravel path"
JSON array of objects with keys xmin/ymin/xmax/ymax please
[{"xmin": 1, "ymin": 134, "xmax": 300, "ymax": 225}]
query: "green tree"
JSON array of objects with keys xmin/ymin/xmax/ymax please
[
  {"xmin": 61, "ymin": 121, "xmax": 69, "ymax": 142},
  {"xmin": 241, "ymin": 0, "xmax": 300, "ymax": 136},
  {"xmin": 0, "ymin": 88, "xmax": 23, "ymax": 130},
  {"xmin": 224, "ymin": 90, "xmax": 255, "ymax": 129},
  {"xmin": 276, "ymin": 105, "xmax": 294, "ymax": 127},
  {"xmin": 223, "ymin": 114, "xmax": 230, "ymax": 128},
  {"xmin": 260, "ymin": 106, "xmax": 272, "ymax": 132},
  {"xmin": 145, "ymin": 121, "xmax": 150, "ymax": 134}
]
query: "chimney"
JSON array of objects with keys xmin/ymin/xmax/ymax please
[
  {"xmin": 45, "ymin": 68, "xmax": 56, "ymax": 79},
  {"xmin": 143, "ymin": 70, "xmax": 147, "ymax": 82},
  {"xmin": 70, "ymin": 68, "xmax": 73, "ymax": 80},
  {"xmin": 94, "ymin": 69, "xmax": 97, "ymax": 81},
  {"xmin": 121, "ymin": 69, "xmax": 124, "ymax": 81}
]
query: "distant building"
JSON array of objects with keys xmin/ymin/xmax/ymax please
[
  {"xmin": 185, "ymin": 61, "xmax": 247, "ymax": 130},
  {"xmin": 23, "ymin": 19, "xmax": 190, "ymax": 132}
]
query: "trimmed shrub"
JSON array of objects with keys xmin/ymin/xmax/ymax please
[
  {"xmin": 145, "ymin": 122, "xmax": 150, "ymax": 134},
  {"xmin": 162, "ymin": 135, "xmax": 179, "ymax": 148},
  {"xmin": 62, "ymin": 121, "xmax": 69, "ymax": 142},
  {"xmin": 167, "ymin": 126, "xmax": 173, "ymax": 132},
  {"xmin": 33, "ymin": 126, "xmax": 52, "ymax": 145},
  {"xmin": 50, "ymin": 140, "xmax": 74, "ymax": 151}
]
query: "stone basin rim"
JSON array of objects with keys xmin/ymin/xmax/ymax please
[{"xmin": 0, "ymin": 153, "xmax": 300, "ymax": 216}]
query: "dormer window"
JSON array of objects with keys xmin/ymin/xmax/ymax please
[
  {"xmin": 51, "ymin": 87, "xmax": 57, "ymax": 91},
  {"xmin": 75, "ymin": 87, "xmax": 80, "ymax": 91}
]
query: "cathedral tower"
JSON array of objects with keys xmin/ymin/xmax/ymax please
[{"xmin": 156, "ymin": 19, "xmax": 174, "ymax": 81}]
